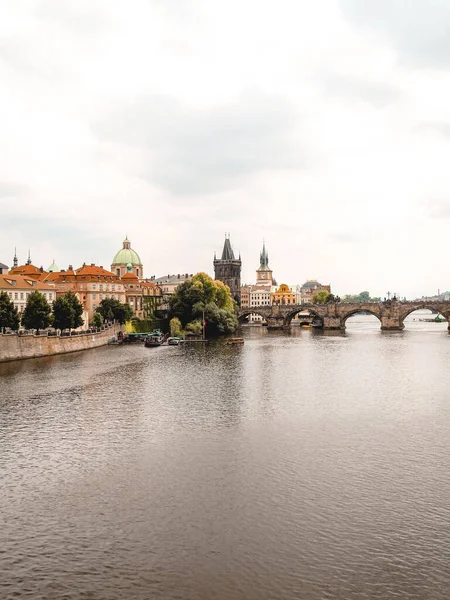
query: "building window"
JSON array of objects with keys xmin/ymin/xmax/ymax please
[
  {"xmin": 92, "ymin": 294, "xmax": 97, "ymax": 300},
  {"xmin": 116, "ymin": 269, "xmax": 120, "ymax": 277},
  {"xmin": 92, "ymin": 284, "xmax": 96, "ymax": 290},
  {"xmin": 14, "ymin": 292, "xmax": 18, "ymax": 300}
]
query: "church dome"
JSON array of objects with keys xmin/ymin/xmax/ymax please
[
  {"xmin": 112, "ymin": 236, "xmax": 142, "ymax": 266},
  {"xmin": 48, "ymin": 259, "xmax": 60, "ymax": 273}
]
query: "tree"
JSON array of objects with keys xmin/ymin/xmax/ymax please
[
  {"xmin": 21, "ymin": 291, "xmax": 51, "ymax": 333},
  {"xmin": 96, "ymin": 298, "xmax": 133, "ymax": 324},
  {"xmin": 342, "ymin": 291, "xmax": 381, "ymax": 303},
  {"xmin": 52, "ymin": 296, "xmax": 73, "ymax": 332},
  {"xmin": 312, "ymin": 290, "xmax": 331, "ymax": 304},
  {"xmin": 92, "ymin": 312, "xmax": 104, "ymax": 328},
  {"xmin": 65, "ymin": 291, "xmax": 84, "ymax": 329},
  {"xmin": 169, "ymin": 272, "xmax": 238, "ymax": 335},
  {"xmin": 114, "ymin": 303, "xmax": 133, "ymax": 324},
  {"xmin": 170, "ymin": 317, "xmax": 182, "ymax": 337},
  {"xmin": 52, "ymin": 292, "xmax": 84, "ymax": 332},
  {"xmin": 0, "ymin": 291, "xmax": 20, "ymax": 333}
]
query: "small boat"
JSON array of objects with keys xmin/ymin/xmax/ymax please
[
  {"xmin": 419, "ymin": 317, "xmax": 446, "ymax": 323},
  {"xmin": 225, "ymin": 337, "xmax": 244, "ymax": 345},
  {"xmin": 167, "ymin": 337, "xmax": 182, "ymax": 346},
  {"xmin": 145, "ymin": 331, "xmax": 169, "ymax": 347}
]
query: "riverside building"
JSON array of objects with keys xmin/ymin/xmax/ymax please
[{"xmin": 0, "ymin": 274, "xmax": 56, "ymax": 314}]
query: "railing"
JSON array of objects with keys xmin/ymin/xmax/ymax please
[{"xmin": 0, "ymin": 323, "xmax": 116, "ymax": 337}]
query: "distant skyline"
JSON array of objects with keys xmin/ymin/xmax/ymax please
[{"xmin": 2, "ymin": 1, "xmax": 450, "ymax": 298}]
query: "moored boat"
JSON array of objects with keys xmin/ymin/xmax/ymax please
[{"xmin": 144, "ymin": 331, "xmax": 169, "ymax": 347}]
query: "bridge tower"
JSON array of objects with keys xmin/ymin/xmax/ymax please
[
  {"xmin": 256, "ymin": 241, "xmax": 273, "ymax": 286},
  {"xmin": 214, "ymin": 235, "xmax": 242, "ymax": 304}
]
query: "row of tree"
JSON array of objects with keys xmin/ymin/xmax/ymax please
[
  {"xmin": 311, "ymin": 290, "xmax": 381, "ymax": 304},
  {"xmin": 0, "ymin": 291, "xmax": 134, "ymax": 334},
  {"xmin": 0, "ymin": 290, "xmax": 84, "ymax": 333}
]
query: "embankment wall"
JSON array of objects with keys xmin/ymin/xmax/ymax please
[{"xmin": 0, "ymin": 325, "xmax": 121, "ymax": 363}]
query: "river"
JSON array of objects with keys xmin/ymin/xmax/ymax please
[{"xmin": 1, "ymin": 313, "xmax": 450, "ymax": 599}]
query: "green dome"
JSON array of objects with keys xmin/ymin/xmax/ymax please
[
  {"xmin": 48, "ymin": 259, "xmax": 60, "ymax": 273},
  {"xmin": 112, "ymin": 237, "xmax": 142, "ymax": 266}
]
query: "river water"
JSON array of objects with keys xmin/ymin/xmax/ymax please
[{"xmin": 2, "ymin": 313, "xmax": 450, "ymax": 600}]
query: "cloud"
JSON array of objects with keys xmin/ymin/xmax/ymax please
[
  {"xmin": 317, "ymin": 71, "xmax": 400, "ymax": 107},
  {"xmin": 92, "ymin": 93, "xmax": 308, "ymax": 195},
  {"xmin": 0, "ymin": 182, "xmax": 29, "ymax": 198},
  {"xmin": 416, "ymin": 122, "xmax": 450, "ymax": 138},
  {"xmin": 33, "ymin": 0, "xmax": 111, "ymax": 34},
  {"xmin": 425, "ymin": 198, "xmax": 450, "ymax": 218},
  {"xmin": 339, "ymin": 0, "xmax": 450, "ymax": 68}
]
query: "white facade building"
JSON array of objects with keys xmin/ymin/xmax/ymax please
[{"xmin": 0, "ymin": 275, "xmax": 55, "ymax": 315}]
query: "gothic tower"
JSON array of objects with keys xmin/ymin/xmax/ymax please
[
  {"xmin": 214, "ymin": 235, "xmax": 242, "ymax": 304},
  {"xmin": 256, "ymin": 241, "xmax": 273, "ymax": 285}
]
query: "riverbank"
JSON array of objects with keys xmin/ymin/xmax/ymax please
[{"xmin": 0, "ymin": 324, "xmax": 121, "ymax": 363}]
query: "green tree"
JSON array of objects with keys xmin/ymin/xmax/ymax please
[
  {"xmin": 312, "ymin": 290, "xmax": 331, "ymax": 304},
  {"xmin": 65, "ymin": 291, "xmax": 84, "ymax": 329},
  {"xmin": 52, "ymin": 292, "xmax": 84, "ymax": 332},
  {"xmin": 114, "ymin": 303, "xmax": 133, "ymax": 324},
  {"xmin": 92, "ymin": 312, "xmax": 104, "ymax": 328},
  {"xmin": 169, "ymin": 272, "xmax": 237, "ymax": 335},
  {"xmin": 169, "ymin": 316, "xmax": 182, "ymax": 337},
  {"xmin": 342, "ymin": 291, "xmax": 381, "ymax": 303},
  {"xmin": 96, "ymin": 298, "xmax": 133, "ymax": 324},
  {"xmin": 0, "ymin": 291, "xmax": 20, "ymax": 333},
  {"xmin": 21, "ymin": 291, "xmax": 51, "ymax": 333}
]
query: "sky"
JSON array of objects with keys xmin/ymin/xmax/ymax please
[{"xmin": 1, "ymin": 0, "xmax": 450, "ymax": 298}]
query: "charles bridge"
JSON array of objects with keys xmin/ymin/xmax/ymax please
[{"xmin": 237, "ymin": 300, "xmax": 450, "ymax": 331}]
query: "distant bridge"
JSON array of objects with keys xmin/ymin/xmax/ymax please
[{"xmin": 237, "ymin": 301, "xmax": 450, "ymax": 331}]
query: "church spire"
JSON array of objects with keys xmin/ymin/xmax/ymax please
[
  {"xmin": 259, "ymin": 240, "xmax": 269, "ymax": 269},
  {"xmin": 13, "ymin": 247, "xmax": 18, "ymax": 268},
  {"xmin": 26, "ymin": 249, "xmax": 31, "ymax": 265},
  {"xmin": 221, "ymin": 235, "xmax": 235, "ymax": 261}
]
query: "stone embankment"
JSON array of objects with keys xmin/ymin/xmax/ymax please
[{"xmin": 0, "ymin": 325, "xmax": 121, "ymax": 363}]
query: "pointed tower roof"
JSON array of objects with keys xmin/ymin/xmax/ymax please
[
  {"xmin": 13, "ymin": 247, "xmax": 18, "ymax": 268},
  {"xmin": 26, "ymin": 249, "xmax": 32, "ymax": 265},
  {"xmin": 258, "ymin": 241, "xmax": 270, "ymax": 270},
  {"xmin": 221, "ymin": 236, "xmax": 235, "ymax": 261}
]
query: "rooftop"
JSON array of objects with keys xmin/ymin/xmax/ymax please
[
  {"xmin": 0, "ymin": 275, "xmax": 55, "ymax": 291},
  {"xmin": 155, "ymin": 274, "xmax": 193, "ymax": 284}
]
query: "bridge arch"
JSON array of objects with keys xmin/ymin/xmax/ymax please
[
  {"xmin": 399, "ymin": 304, "xmax": 450, "ymax": 325},
  {"xmin": 238, "ymin": 309, "xmax": 269, "ymax": 324},
  {"xmin": 283, "ymin": 307, "xmax": 324, "ymax": 328},
  {"xmin": 340, "ymin": 308, "xmax": 381, "ymax": 329}
]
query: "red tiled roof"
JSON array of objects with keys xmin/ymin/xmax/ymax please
[{"xmin": 0, "ymin": 275, "xmax": 55, "ymax": 291}]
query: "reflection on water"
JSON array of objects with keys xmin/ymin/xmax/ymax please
[{"xmin": 1, "ymin": 313, "xmax": 450, "ymax": 599}]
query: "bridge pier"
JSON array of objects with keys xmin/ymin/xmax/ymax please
[
  {"xmin": 266, "ymin": 317, "xmax": 285, "ymax": 330},
  {"xmin": 380, "ymin": 316, "xmax": 404, "ymax": 331},
  {"xmin": 322, "ymin": 316, "xmax": 342, "ymax": 330}
]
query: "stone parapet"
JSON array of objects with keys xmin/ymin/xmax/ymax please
[{"xmin": 0, "ymin": 325, "xmax": 121, "ymax": 363}]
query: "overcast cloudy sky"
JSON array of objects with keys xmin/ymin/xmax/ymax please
[{"xmin": 1, "ymin": 0, "xmax": 450, "ymax": 298}]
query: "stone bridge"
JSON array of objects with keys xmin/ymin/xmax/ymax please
[{"xmin": 237, "ymin": 301, "xmax": 450, "ymax": 331}]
